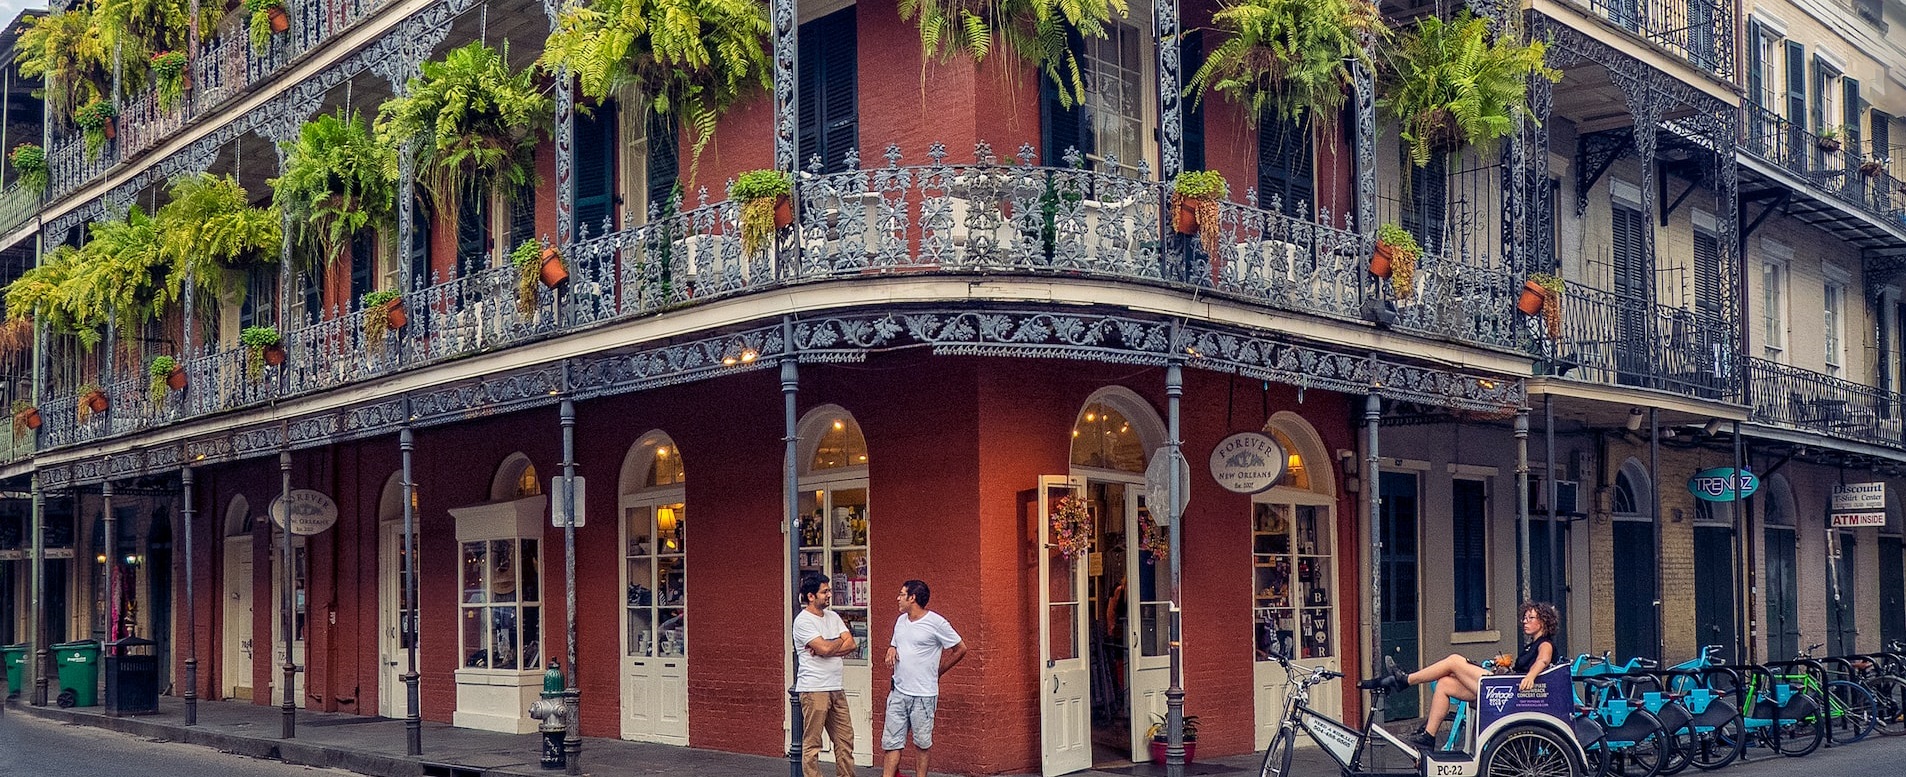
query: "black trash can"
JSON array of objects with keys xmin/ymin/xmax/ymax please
[{"xmin": 105, "ymin": 636, "xmax": 158, "ymax": 716}]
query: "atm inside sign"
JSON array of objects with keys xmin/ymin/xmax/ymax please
[{"xmin": 1831, "ymin": 512, "xmax": 1886, "ymax": 528}]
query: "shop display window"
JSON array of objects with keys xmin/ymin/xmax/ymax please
[
  {"xmin": 460, "ymin": 537, "xmax": 541, "ymax": 670},
  {"xmin": 798, "ymin": 486, "xmax": 869, "ymax": 661},
  {"xmin": 1253, "ymin": 503, "xmax": 1334, "ymax": 660},
  {"xmin": 627, "ymin": 503, "xmax": 687, "ymax": 657}
]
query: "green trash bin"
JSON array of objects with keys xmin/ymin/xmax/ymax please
[
  {"xmin": 52, "ymin": 640, "xmax": 101, "ymax": 707},
  {"xmin": 3, "ymin": 643, "xmax": 26, "ymax": 697}
]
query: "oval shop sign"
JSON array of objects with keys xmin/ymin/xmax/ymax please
[
  {"xmin": 1209, "ymin": 432, "xmax": 1286, "ymax": 495},
  {"xmin": 270, "ymin": 489, "xmax": 340, "ymax": 536},
  {"xmin": 1687, "ymin": 467, "xmax": 1758, "ymax": 502}
]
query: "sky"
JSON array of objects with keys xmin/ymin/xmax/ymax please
[{"xmin": 0, "ymin": 0, "xmax": 39, "ymax": 31}]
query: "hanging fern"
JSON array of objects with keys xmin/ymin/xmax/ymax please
[
  {"xmin": 272, "ymin": 110, "xmax": 396, "ymax": 269},
  {"xmin": 1187, "ymin": 0, "xmax": 1383, "ymax": 128},
  {"xmin": 1380, "ymin": 11, "xmax": 1560, "ymax": 168},
  {"xmin": 540, "ymin": 0, "xmax": 770, "ymax": 174},
  {"xmin": 897, "ymin": 0, "xmax": 1127, "ymax": 109},
  {"xmin": 379, "ymin": 42, "xmax": 551, "ymax": 227},
  {"xmin": 158, "ymin": 173, "xmax": 283, "ymax": 298}
]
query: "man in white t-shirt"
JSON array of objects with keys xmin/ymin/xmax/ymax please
[
  {"xmin": 794, "ymin": 571, "xmax": 859, "ymax": 777},
  {"xmin": 881, "ymin": 579, "xmax": 967, "ymax": 777}
]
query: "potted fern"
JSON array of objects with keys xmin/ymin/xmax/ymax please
[
  {"xmin": 242, "ymin": 325, "xmax": 284, "ymax": 378},
  {"xmin": 271, "ymin": 111, "xmax": 395, "ymax": 269},
  {"xmin": 1817, "ymin": 126, "xmax": 1843, "ymax": 153},
  {"xmin": 11, "ymin": 399, "xmax": 40, "ymax": 434},
  {"xmin": 1521, "ymin": 271, "xmax": 1564, "ymax": 338},
  {"xmin": 362, "ymin": 289, "xmax": 406, "ymax": 343},
  {"xmin": 510, "ymin": 240, "xmax": 565, "ymax": 315},
  {"xmin": 77, "ymin": 381, "xmax": 107, "ymax": 421},
  {"xmin": 150, "ymin": 50, "xmax": 188, "ymax": 107},
  {"xmin": 157, "ymin": 174, "xmax": 283, "ymax": 289},
  {"xmin": 75, "ymin": 100, "xmax": 116, "ymax": 154},
  {"xmin": 148, "ymin": 355, "xmax": 185, "ymax": 403},
  {"xmin": 1374, "ymin": 224, "xmax": 1420, "ymax": 298},
  {"xmin": 1187, "ymin": 0, "xmax": 1383, "ymax": 129},
  {"xmin": 1171, "ymin": 171, "xmax": 1227, "ymax": 256},
  {"xmin": 10, "ymin": 144, "xmax": 46, "ymax": 193},
  {"xmin": 540, "ymin": 0, "xmax": 768, "ymax": 170},
  {"xmin": 733, "ymin": 170, "xmax": 793, "ymax": 256},
  {"xmin": 899, "ymin": 0, "xmax": 1123, "ymax": 110},
  {"xmin": 1381, "ymin": 11, "xmax": 1560, "ymax": 168},
  {"xmin": 248, "ymin": 0, "xmax": 289, "ymax": 54},
  {"xmin": 1146, "ymin": 714, "xmax": 1200, "ymax": 764}
]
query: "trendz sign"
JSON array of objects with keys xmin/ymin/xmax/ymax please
[{"xmin": 1687, "ymin": 467, "xmax": 1758, "ymax": 502}]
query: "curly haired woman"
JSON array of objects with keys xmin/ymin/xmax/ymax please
[{"xmin": 1359, "ymin": 601, "xmax": 1560, "ymax": 748}]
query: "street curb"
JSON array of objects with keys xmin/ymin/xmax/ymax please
[{"xmin": 8, "ymin": 702, "xmax": 429, "ymax": 777}]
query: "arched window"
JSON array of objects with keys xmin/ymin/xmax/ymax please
[
  {"xmin": 1613, "ymin": 472, "xmax": 1639, "ymax": 515},
  {"xmin": 1070, "ymin": 389, "xmax": 1161, "ymax": 474},
  {"xmin": 225, "ymin": 495, "xmax": 252, "ymax": 537},
  {"xmin": 1252, "ymin": 412, "xmax": 1341, "ymax": 726},
  {"xmin": 619, "ymin": 431, "xmax": 689, "ymax": 668},
  {"xmin": 796, "ymin": 406, "xmax": 871, "ymax": 660},
  {"xmin": 490, "ymin": 453, "xmax": 542, "ymax": 501}
]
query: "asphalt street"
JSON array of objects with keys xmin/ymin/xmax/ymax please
[{"xmin": 0, "ymin": 712, "xmax": 355, "ymax": 777}]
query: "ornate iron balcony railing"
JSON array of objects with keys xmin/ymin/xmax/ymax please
[
  {"xmin": 42, "ymin": 0, "xmax": 392, "ymax": 203},
  {"xmin": 37, "ymin": 145, "xmax": 1530, "ymax": 451},
  {"xmin": 1746, "ymin": 356, "xmax": 1903, "ymax": 448},
  {"xmin": 1561, "ymin": 0, "xmax": 1734, "ymax": 80},
  {"xmin": 1742, "ymin": 103, "xmax": 1906, "ymax": 229},
  {"xmin": 1550, "ymin": 282, "xmax": 1736, "ymax": 401},
  {"xmin": 0, "ymin": 183, "xmax": 41, "ymax": 237}
]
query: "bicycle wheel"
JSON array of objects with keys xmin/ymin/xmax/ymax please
[
  {"xmin": 1766, "ymin": 694, "xmax": 1824, "ymax": 757},
  {"xmin": 1685, "ymin": 699, "xmax": 1745, "ymax": 770},
  {"xmin": 1828, "ymin": 679, "xmax": 1878, "ymax": 743},
  {"xmin": 1870, "ymin": 674, "xmax": 1906, "ymax": 737},
  {"xmin": 1482, "ymin": 725, "xmax": 1581, "ymax": 777},
  {"xmin": 1259, "ymin": 725, "xmax": 1296, "ymax": 777},
  {"xmin": 1655, "ymin": 705, "xmax": 1693, "ymax": 776},
  {"xmin": 1611, "ymin": 710, "xmax": 1671, "ymax": 777}
]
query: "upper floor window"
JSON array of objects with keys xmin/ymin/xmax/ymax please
[
  {"xmin": 1042, "ymin": 20, "xmax": 1153, "ymax": 175},
  {"xmin": 1762, "ymin": 261, "xmax": 1785, "ymax": 357},
  {"xmin": 798, "ymin": 7, "xmax": 859, "ymax": 173},
  {"xmin": 1824, "ymin": 281, "xmax": 1845, "ymax": 374}
]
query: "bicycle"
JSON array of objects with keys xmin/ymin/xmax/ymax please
[
  {"xmin": 1842, "ymin": 640, "xmax": 1906, "ymax": 738},
  {"xmin": 1781, "ymin": 643, "xmax": 1876, "ymax": 744},
  {"xmin": 1258, "ymin": 651, "xmax": 1590, "ymax": 777},
  {"xmin": 1571, "ymin": 653, "xmax": 1672, "ymax": 777},
  {"xmin": 1715, "ymin": 658, "xmax": 1824, "ymax": 757},
  {"xmin": 1657, "ymin": 646, "xmax": 1747, "ymax": 770}
]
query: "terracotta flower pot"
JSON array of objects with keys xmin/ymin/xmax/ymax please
[
  {"xmin": 383, "ymin": 298, "xmax": 408, "ymax": 330},
  {"xmin": 1149, "ymin": 739, "xmax": 1197, "ymax": 765},
  {"xmin": 1171, "ymin": 197, "xmax": 1202, "ymax": 235},
  {"xmin": 1818, "ymin": 137, "xmax": 1842, "ymax": 153},
  {"xmin": 539, "ymin": 246, "xmax": 569, "ymax": 287},
  {"xmin": 165, "ymin": 365, "xmax": 187, "ymax": 391},
  {"xmin": 263, "ymin": 343, "xmax": 287, "ymax": 366},
  {"xmin": 17, "ymin": 409, "xmax": 40, "ymax": 430},
  {"xmin": 772, "ymin": 195, "xmax": 794, "ymax": 229},
  {"xmin": 1370, "ymin": 241, "xmax": 1400, "ymax": 278},
  {"xmin": 268, "ymin": 6, "xmax": 289, "ymax": 32},
  {"xmin": 85, "ymin": 390, "xmax": 109, "ymax": 414},
  {"xmin": 101, "ymin": 119, "xmax": 116, "ymax": 141},
  {"xmin": 1517, "ymin": 281, "xmax": 1547, "ymax": 316},
  {"xmin": 1861, "ymin": 161, "xmax": 1884, "ymax": 177}
]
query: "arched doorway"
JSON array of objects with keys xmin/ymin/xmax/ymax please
[
  {"xmin": 1251, "ymin": 413, "xmax": 1340, "ymax": 746},
  {"xmin": 618, "ymin": 431, "xmax": 689, "ymax": 744},
  {"xmin": 1612, "ymin": 460, "xmax": 1657, "ymax": 661},
  {"xmin": 1763, "ymin": 475, "xmax": 1798, "ymax": 661},
  {"xmin": 376, "ymin": 472, "xmax": 415, "ymax": 718},
  {"xmin": 221, "ymin": 496, "xmax": 254, "ymax": 700},
  {"xmin": 1066, "ymin": 387, "xmax": 1166, "ymax": 767},
  {"xmin": 793, "ymin": 406, "xmax": 873, "ymax": 761}
]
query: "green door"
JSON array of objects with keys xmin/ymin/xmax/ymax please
[
  {"xmin": 1613, "ymin": 521, "xmax": 1658, "ymax": 663},
  {"xmin": 1880, "ymin": 536, "xmax": 1905, "ymax": 649},
  {"xmin": 1378, "ymin": 471, "xmax": 1420, "ymax": 721},
  {"xmin": 1765, "ymin": 527, "xmax": 1799, "ymax": 661},
  {"xmin": 1692, "ymin": 525, "xmax": 1737, "ymax": 661}
]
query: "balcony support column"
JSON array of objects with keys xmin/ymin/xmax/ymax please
[
  {"xmin": 769, "ymin": 0, "xmax": 801, "ymax": 276},
  {"xmin": 183, "ymin": 465, "xmax": 197, "ymax": 725},
  {"xmin": 1363, "ymin": 387, "xmax": 1384, "ymax": 721},
  {"xmin": 29, "ymin": 472, "xmax": 45, "ymax": 706},
  {"xmin": 1154, "ymin": 0, "xmax": 1181, "ymax": 180},
  {"xmin": 1515, "ymin": 408, "xmax": 1531, "ymax": 606},
  {"xmin": 279, "ymin": 449, "xmax": 296, "ymax": 739},
  {"xmin": 781, "ymin": 335, "xmax": 804, "ymax": 777},
  {"xmin": 1163, "ymin": 362, "xmax": 1187, "ymax": 777},
  {"xmin": 400, "ymin": 417, "xmax": 422, "ymax": 755}
]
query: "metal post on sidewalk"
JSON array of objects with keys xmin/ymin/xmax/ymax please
[
  {"xmin": 1364, "ymin": 389, "xmax": 1383, "ymax": 724},
  {"xmin": 183, "ymin": 465, "xmax": 197, "ymax": 725},
  {"xmin": 1163, "ymin": 363, "xmax": 1186, "ymax": 777},
  {"xmin": 559, "ymin": 395, "xmax": 580, "ymax": 776},
  {"xmin": 30, "ymin": 472, "xmax": 45, "ymax": 706},
  {"xmin": 400, "ymin": 418, "xmax": 422, "ymax": 755},
  {"xmin": 1515, "ymin": 408, "xmax": 1530, "ymax": 606},
  {"xmin": 782, "ymin": 347, "xmax": 803, "ymax": 777},
  {"xmin": 280, "ymin": 450, "xmax": 295, "ymax": 739}
]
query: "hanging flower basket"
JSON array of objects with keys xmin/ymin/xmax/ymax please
[
  {"xmin": 264, "ymin": 343, "xmax": 287, "ymax": 365},
  {"xmin": 539, "ymin": 245, "xmax": 569, "ymax": 287},
  {"xmin": 1860, "ymin": 159, "xmax": 1887, "ymax": 177},
  {"xmin": 1516, "ymin": 281, "xmax": 1546, "ymax": 315},
  {"xmin": 734, "ymin": 170, "xmax": 794, "ymax": 256},
  {"xmin": 11, "ymin": 400, "xmax": 40, "ymax": 435},
  {"xmin": 1050, "ymin": 495, "xmax": 1093, "ymax": 560},
  {"xmin": 1170, "ymin": 171, "xmax": 1228, "ymax": 257},
  {"xmin": 1136, "ymin": 509, "xmax": 1169, "ymax": 557}
]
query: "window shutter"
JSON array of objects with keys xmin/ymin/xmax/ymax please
[
  {"xmin": 1845, "ymin": 78, "xmax": 1862, "ymax": 147},
  {"xmin": 1746, "ymin": 24, "xmax": 1763, "ymax": 108},
  {"xmin": 1786, "ymin": 41, "xmax": 1807, "ymax": 125},
  {"xmin": 1452, "ymin": 479, "xmax": 1488, "ymax": 632},
  {"xmin": 798, "ymin": 8, "xmax": 858, "ymax": 173},
  {"xmin": 574, "ymin": 103, "xmax": 619, "ymax": 237},
  {"xmin": 645, "ymin": 111, "xmax": 679, "ymax": 215},
  {"xmin": 1811, "ymin": 58, "xmax": 1826, "ymax": 133},
  {"xmin": 1040, "ymin": 31, "xmax": 1089, "ymax": 164},
  {"xmin": 349, "ymin": 228, "xmax": 375, "ymax": 306},
  {"xmin": 409, "ymin": 195, "xmax": 432, "ymax": 290},
  {"xmin": 1257, "ymin": 112, "xmax": 1313, "ymax": 216},
  {"xmin": 1180, "ymin": 31, "xmax": 1206, "ymax": 172},
  {"xmin": 1873, "ymin": 111, "xmax": 1893, "ymax": 161},
  {"xmin": 1613, "ymin": 205, "xmax": 1647, "ymax": 299},
  {"xmin": 1694, "ymin": 229, "xmax": 1721, "ymax": 316},
  {"xmin": 456, "ymin": 187, "xmax": 489, "ymax": 279}
]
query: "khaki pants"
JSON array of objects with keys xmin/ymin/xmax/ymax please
[{"xmin": 800, "ymin": 689, "xmax": 855, "ymax": 777}]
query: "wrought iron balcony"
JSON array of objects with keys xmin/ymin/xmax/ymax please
[
  {"xmin": 0, "ymin": 183, "xmax": 40, "ymax": 237},
  {"xmin": 1742, "ymin": 103, "xmax": 1906, "ymax": 230},
  {"xmin": 43, "ymin": 0, "xmax": 394, "ymax": 202},
  {"xmin": 1549, "ymin": 283, "xmax": 1736, "ymax": 401},
  {"xmin": 1560, "ymin": 0, "xmax": 1734, "ymax": 80},
  {"xmin": 33, "ymin": 144, "xmax": 1533, "ymax": 450},
  {"xmin": 1746, "ymin": 356, "xmax": 1903, "ymax": 448}
]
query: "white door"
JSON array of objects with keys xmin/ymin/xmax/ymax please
[
  {"xmin": 379, "ymin": 523, "xmax": 416, "ymax": 718},
  {"xmin": 222, "ymin": 537, "xmax": 253, "ymax": 700},
  {"xmin": 1123, "ymin": 491, "xmax": 1172, "ymax": 757},
  {"xmin": 1040, "ymin": 476, "xmax": 1091, "ymax": 776},
  {"xmin": 621, "ymin": 499, "xmax": 690, "ymax": 744}
]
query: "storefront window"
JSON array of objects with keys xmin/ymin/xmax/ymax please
[
  {"xmin": 460, "ymin": 537, "xmax": 541, "ymax": 669},
  {"xmin": 627, "ymin": 503, "xmax": 687, "ymax": 657},
  {"xmin": 1253, "ymin": 503, "xmax": 1334, "ymax": 660},
  {"xmin": 800, "ymin": 411, "xmax": 870, "ymax": 662},
  {"xmin": 1071, "ymin": 403, "xmax": 1145, "ymax": 473}
]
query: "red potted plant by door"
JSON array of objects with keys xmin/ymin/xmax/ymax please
[{"xmin": 1147, "ymin": 714, "xmax": 1199, "ymax": 765}]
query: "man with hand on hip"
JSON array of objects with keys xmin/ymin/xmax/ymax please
[
  {"xmin": 882, "ymin": 579, "xmax": 967, "ymax": 777},
  {"xmin": 795, "ymin": 571, "xmax": 859, "ymax": 777}
]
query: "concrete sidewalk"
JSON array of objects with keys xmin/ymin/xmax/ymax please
[{"xmin": 4, "ymin": 695, "xmax": 1342, "ymax": 777}]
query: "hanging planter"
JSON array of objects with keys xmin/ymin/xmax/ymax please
[
  {"xmin": 539, "ymin": 244, "xmax": 568, "ymax": 287},
  {"xmin": 9, "ymin": 143, "xmax": 46, "ymax": 193},
  {"xmin": 511, "ymin": 241, "xmax": 565, "ymax": 316},
  {"xmin": 1170, "ymin": 171, "xmax": 1228, "ymax": 257},
  {"xmin": 733, "ymin": 169, "xmax": 793, "ymax": 256},
  {"xmin": 1816, "ymin": 126, "xmax": 1844, "ymax": 153},
  {"xmin": 149, "ymin": 356, "xmax": 185, "ymax": 404},
  {"xmin": 242, "ymin": 325, "xmax": 283, "ymax": 379},
  {"xmin": 362, "ymin": 289, "xmax": 407, "ymax": 348},
  {"xmin": 74, "ymin": 101, "xmax": 117, "ymax": 156},
  {"xmin": 1519, "ymin": 272, "xmax": 1564, "ymax": 338},
  {"xmin": 1374, "ymin": 224, "xmax": 1421, "ymax": 299},
  {"xmin": 10, "ymin": 400, "xmax": 40, "ymax": 435},
  {"xmin": 77, "ymin": 382, "xmax": 108, "ymax": 422},
  {"xmin": 249, "ymin": 0, "xmax": 290, "ymax": 54},
  {"xmin": 1861, "ymin": 158, "xmax": 1888, "ymax": 177},
  {"xmin": 150, "ymin": 51, "xmax": 190, "ymax": 108}
]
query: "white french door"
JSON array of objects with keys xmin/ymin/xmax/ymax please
[
  {"xmin": 1040, "ymin": 475, "xmax": 1091, "ymax": 776},
  {"xmin": 379, "ymin": 522, "xmax": 416, "ymax": 718},
  {"xmin": 620, "ymin": 494, "xmax": 689, "ymax": 744},
  {"xmin": 1120, "ymin": 487, "xmax": 1171, "ymax": 758},
  {"xmin": 221, "ymin": 537, "xmax": 253, "ymax": 700}
]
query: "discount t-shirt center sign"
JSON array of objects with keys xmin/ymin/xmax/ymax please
[{"xmin": 1830, "ymin": 482, "xmax": 1886, "ymax": 528}]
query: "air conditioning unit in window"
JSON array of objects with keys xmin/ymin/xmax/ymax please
[{"xmin": 1527, "ymin": 479, "xmax": 1583, "ymax": 517}]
